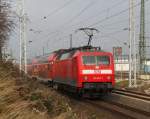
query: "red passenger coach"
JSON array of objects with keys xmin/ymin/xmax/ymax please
[
  {"xmin": 27, "ymin": 52, "xmax": 58, "ymax": 81},
  {"xmin": 52, "ymin": 46, "xmax": 115, "ymax": 96}
]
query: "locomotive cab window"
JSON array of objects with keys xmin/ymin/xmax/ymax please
[
  {"xmin": 97, "ymin": 56, "xmax": 110, "ymax": 65},
  {"xmin": 82, "ymin": 56, "xmax": 95, "ymax": 65},
  {"xmin": 82, "ymin": 56, "xmax": 110, "ymax": 65}
]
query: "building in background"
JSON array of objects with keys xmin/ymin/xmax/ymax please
[{"xmin": 113, "ymin": 47, "xmax": 129, "ymax": 80}]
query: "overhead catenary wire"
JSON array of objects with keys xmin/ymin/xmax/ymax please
[
  {"xmin": 29, "ymin": 0, "xmax": 150, "ymax": 55},
  {"xmin": 41, "ymin": 11, "xmax": 150, "ymax": 49},
  {"xmin": 88, "ymin": 0, "xmax": 150, "ymax": 27},
  {"xmin": 60, "ymin": 0, "xmax": 99, "ymax": 28},
  {"xmin": 41, "ymin": 17, "xmax": 150, "ymax": 52},
  {"xmin": 95, "ymin": 11, "xmax": 150, "ymax": 30},
  {"xmin": 32, "ymin": 0, "xmax": 99, "ymax": 43},
  {"xmin": 43, "ymin": 0, "xmax": 75, "ymax": 19},
  {"xmin": 38, "ymin": 20, "xmax": 150, "ymax": 55},
  {"xmin": 33, "ymin": 0, "xmax": 130, "ymax": 43},
  {"xmin": 27, "ymin": 0, "xmax": 76, "ymax": 33},
  {"xmin": 43, "ymin": 0, "xmax": 98, "ymax": 44},
  {"xmin": 45, "ymin": 20, "xmax": 150, "ymax": 52},
  {"xmin": 35, "ymin": 0, "xmax": 144, "ymax": 43},
  {"xmin": 67, "ymin": 0, "xmax": 127, "ymax": 28},
  {"xmin": 100, "ymin": 20, "xmax": 150, "ymax": 39},
  {"xmin": 43, "ymin": 0, "xmax": 126, "ymax": 31}
]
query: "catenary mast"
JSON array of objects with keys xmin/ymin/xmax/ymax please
[
  {"xmin": 17, "ymin": 0, "xmax": 27, "ymax": 74},
  {"xmin": 139, "ymin": 0, "xmax": 146, "ymax": 72},
  {"xmin": 129, "ymin": 0, "xmax": 137, "ymax": 87}
]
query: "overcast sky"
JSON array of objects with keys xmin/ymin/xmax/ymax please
[{"xmin": 8, "ymin": 0, "xmax": 150, "ymax": 61}]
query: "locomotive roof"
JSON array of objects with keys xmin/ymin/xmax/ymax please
[
  {"xmin": 32, "ymin": 46, "xmax": 107, "ymax": 61},
  {"xmin": 54, "ymin": 45, "xmax": 103, "ymax": 54}
]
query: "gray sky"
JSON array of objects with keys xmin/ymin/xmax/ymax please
[{"xmin": 8, "ymin": 0, "xmax": 150, "ymax": 60}]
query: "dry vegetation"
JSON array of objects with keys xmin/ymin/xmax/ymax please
[
  {"xmin": 0, "ymin": 0, "xmax": 13, "ymax": 60},
  {"xmin": 0, "ymin": 62, "xmax": 112, "ymax": 119},
  {"xmin": 115, "ymin": 79, "xmax": 150, "ymax": 94},
  {"xmin": 0, "ymin": 62, "xmax": 78, "ymax": 119},
  {"xmin": 0, "ymin": 62, "xmax": 133, "ymax": 119}
]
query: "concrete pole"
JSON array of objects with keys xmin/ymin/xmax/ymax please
[
  {"xmin": 19, "ymin": 20, "xmax": 22, "ymax": 72},
  {"xmin": 23, "ymin": 14, "xmax": 27, "ymax": 74},
  {"xmin": 129, "ymin": 0, "xmax": 137, "ymax": 87},
  {"xmin": 132, "ymin": 0, "xmax": 137, "ymax": 87},
  {"xmin": 129, "ymin": 0, "xmax": 132, "ymax": 87},
  {"xmin": 17, "ymin": 0, "xmax": 22, "ymax": 72}
]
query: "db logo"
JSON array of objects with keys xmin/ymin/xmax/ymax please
[
  {"xmin": 94, "ymin": 70, "xmax": 101, "ymax": 74},
  {"xmin": 95, "ymin": 66, "xmax": 99, "ymax": 69}
]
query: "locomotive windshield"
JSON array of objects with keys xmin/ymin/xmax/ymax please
[{"xmin": 82, "ymin": 56, "xmax": 110, "ymax": 65}]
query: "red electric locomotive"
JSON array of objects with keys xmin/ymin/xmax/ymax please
[
  {"xmin": 52, "ymin": 46, "xmax": 115, "ymax": 96},
  {"xmin": 28, "ymin": 48, "xmax": 114, "ymax": 97},
  {"xmin": 27, "ymin": 27, "xmax": 115, "ymax": 97},
  {"xmin": 27, "ymin": 46, "xmax": 115, "ymax": 96}
]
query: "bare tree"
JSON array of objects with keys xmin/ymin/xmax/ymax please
[{"xmin": 0, "ymin": 0, "xmax": 12, "ymax": 60}]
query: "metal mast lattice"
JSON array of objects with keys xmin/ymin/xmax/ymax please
[
  {"xmin": 129, "ymin": 0, "xmax": 137, "ymax": 87},
  {"xmin": 17, "ymin": 0, "xmax": 27, "ymax": 74},
  {"xmin": 139, "ymin": 0, "xmax": 146, "ymax": 72}
]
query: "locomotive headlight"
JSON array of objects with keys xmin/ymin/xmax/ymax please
[
  {"xmin": 84, "ymin": 76, "xmax": 88, "ymax": 81},
  {"xmin": 107, "ymin": 76, "xmax": 111, "ymax": 80}
]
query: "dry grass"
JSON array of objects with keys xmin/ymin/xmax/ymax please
[
  {"xmin": 115, "ymin": 80, "xmax": 143, "ymax": 88},
  {"xmin": 115, "ymin": 79, "xmax": 150, "ymax": 94},
  {"xmin": 0, "ymin": 63, "xmax": 77, "ymax": 119},
  {"xmin": 0, "ymin": 62, "xmax": 131, "ymax": 119}
]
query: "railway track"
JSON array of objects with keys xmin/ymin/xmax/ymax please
[
  {"xmin": 38, "ymin": 79, "xmax": 150, "ymax": 119},
  {"xmin": 39, "ymin": 80, "xmax": 150, "ymax": 119},
  {"xmin": 84, "ymin": 89, "xmax": 150, "ymax": 119},
  {"xmin": 113, "ymin": 89, "xmax": 150, "ymax": 101},
  {"xmin": 85, "ymin": 99, "xmax": 150, "ymax": 119}
]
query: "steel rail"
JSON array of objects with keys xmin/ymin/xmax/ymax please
[
  {"xmin": 85, "ymin": 99, "xmax": 150, "ymax": 119},
  {"xmin": 113, "ymin": 89, "xmax": 150, "ymax": 101}
]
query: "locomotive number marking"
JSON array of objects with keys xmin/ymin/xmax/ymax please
[
  {"xmin": 82, "ymin": 70, "xmax": 112, "ymax": 74},
  {"xmin": 101, "ymin": 70, "xmax": 112, "ymax": 74}
]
